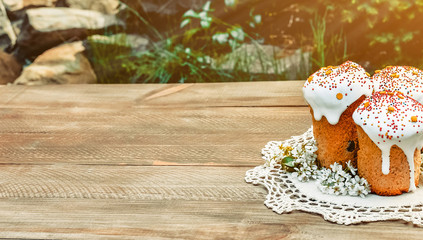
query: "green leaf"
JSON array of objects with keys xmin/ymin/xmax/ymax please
[
  {"xmin": 224, "ymin": 0, "xmax": 237, "ymax": 7},
  {"xmin": 357, "ymin": 3, "xmax": 378, "ymax": 15},
  {"xmin": 183, "ymin": 9, "xmax": 198, "ymax": 18},
  {"xmin": 230, "ymin": 27, "xmax": 245, "ymax": 42},
  {"xmin": 366, "ymin": 18, "xmax": 376, "ymax": 28},
  {"xmin": 366, "ymin": 6, "xmax": 378, "ymax": 15},
  {"xmin": 254, "ymin": 14, "xmax": 262, "ymax": 24},
  {"xmin": 182, "ymin": 28, "xmax": 202, "ymax": 43},
  {"xmin": 397, "ymin": 1, "xmax": 412, "ymax": 11},
  {"xmin": 282, "ymin": 157, "xmax": 296, "ymax": 168},
  {"xmin": 166, "ymin": 38, "xmax": 172, "ymax": 47},
  {"xmin": 200, "ymin": 19, "xmax": 211, "ymax": 29},
  {"xmin": 401, "ymin": 32, "xmax": 414, "ymax": 42},
  {"xmin": 199, "ymin": 11, "xmax": 207, "ymax": 19},
  {"xmin": 212, "ymin": 33, "xmax": 229, "ymax": 44},
  {"xmin": 369, "ymin": 33, "xmax": 393, "ymax": 46},
  {"xmin": 356, "ymin": 3, "xmax": 366, "ymax": 11},
  {"xmin": 341, "ymin": 9, "xmax": 354, "ymax": 23},
  {"xmin": 180, "ymin": 19, "xmax": 191, "ymax": 28},
  {"xmin": 203, "ymin": 1, "xmax": 212, "ymax": 11},
  {"xmin": 382, "ymin": 16, "xmax": 389, "ymax": 22}
]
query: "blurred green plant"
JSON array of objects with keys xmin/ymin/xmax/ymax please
[
  {"xmin": 135, "ymin": 0, "xmax": 252, "ymax": 83},
  {"xmin": 86, "ymin": 0, "xmax": 302, "ymax": 83},
  {"xmin": 86, "ymin": 0, "xmax": 423, "ymax": 83},
  {"xmin": 308, "ymin": 0, "xmax": 423, "ymax": 67},
  {"xmin": 309, "ymin": 9, "xmax": 348, "ymax": 70},
  {"xmin": 85, "ymin": 33, "xmax": 136, "ymax": 84},
  {"xmin": 126, "ymin": 39, "xmax": 227, "ymax": 83}
]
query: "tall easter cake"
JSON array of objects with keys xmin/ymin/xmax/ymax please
[
  {"xmin": 302, "ymin": 61, "xmax": 373, "ymax": 168},
  {"xmin": 353, "ymin": 91, "xmax": 423, "ymax": 195}
]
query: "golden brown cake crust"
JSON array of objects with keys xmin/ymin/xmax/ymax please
[
  {"xmin": 356, "ymin": 126, "xmax": 421, "ymax": 196},
  {"xmin": 311, "ymin": 95, "xmax": 365, "ymax": 168}
]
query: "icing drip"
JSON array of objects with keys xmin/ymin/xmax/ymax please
[
  {"xmin": 381, "ymin": 148, "xmax": 390, "ymax": 175},
  {"xmin": 353, "ymin": 91, "xmax": 423, "ymax": 192},
  {"xmin": 373, "ymin": 66, "xmax": 423, "ymax": 104},
  {"xmin": 303, "ymin": 61, "xmax": 373, "ymax": 125}
]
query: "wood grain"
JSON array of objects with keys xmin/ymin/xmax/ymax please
[
  {"xmin": 0, "ymin": 107, "xmax": 311, "ymax": 165},
  {"xmin": 0, "ymin": 81, "xmax": 307, "ymax": 109},
  {"xmin": 0, "ymin": 165, "xmax": 418, "ymax": 239},
  {"xmin": 0, "ymin": 166, "xmax": 265, "ymax": 200},
  {"xmin": 0, "ymin": 82, "xmax": 419, "ymax": 239},
  {"xmin": 0, "ymin": 199, "xmax": 419, "ymax": 239}
]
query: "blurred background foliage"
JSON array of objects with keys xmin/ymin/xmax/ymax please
[
  {"xmin": 307, "ymin": 0, "xmax": 423, "ymax": 71},
  {"xmin": 86, "ymin": 0, "xmax": 423, "ymax": 83}
]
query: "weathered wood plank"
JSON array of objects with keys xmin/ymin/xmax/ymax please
[
  {"xmin": 0, "ymin": 81, "xmax": 307, "ymax": 108},
  {"xmin": 0, "ymin": 164, "xmax": 418, "ymax": 240},
  {"xmin": 0, "ymin": 107, "xmax": 311, "ymax": 165},
  {"xmin": 0, "ymin": 166, "xmax": 265, "ymax": 200},
  {"xmin": 0, "ymin": 198, "xmax": 419, "ymax": 239},
  {"xmin": 0, "ymin": 164, "xmax": 417, "ymax": 239}
]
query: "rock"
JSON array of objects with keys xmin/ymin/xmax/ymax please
[
  {"xmin": 57, "ymin": 0, "xmax": 120, "ymax": 14},
  {"xmin": 14, "ymin": 41, "xmax": 97, "ymax": 85},
  {"xmin": 2, "ymin": 0, "xmax": 22, "ymax": 12},
  {"xmin": 3, "ymin": 0, "xmax": 58, "ymax": 20},
  {"xmin": 216, "ymin": 44, "xmax": 311, "ymax": 79},
  {"xmin": 3, "ymin": 0, "xmax": 58, "ymax": 11},
  {"xmin": 16, "ymin": 7, "xmax": 125, "ymax": 59},
  {"xmin": 131, "ymin": 0, "xmax": 207, "ymax": 15},
  {"xmin": 0, "ymin": 51, "xmax": 22, "ymax": 84},
  {"xmin": 125, "ymin": 34, "xmax": 149, "ymax": 53},
  {"xmin": 4, "ymin": 0, "xmax": 59, "ymax": 30},
  {"xmin": 10, "ymin": 19, "xmax": 23, "ymax": 40},
  {"xmin": 0, "ymin": 0, "xmax": 17, "ymax": 50},
  {"xmin": 87, "ymin": 34, "xmax": 149, "ymax": 54}
]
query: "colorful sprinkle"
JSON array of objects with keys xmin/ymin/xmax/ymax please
[
  {"xmin": 364, "ymin": 102, "xmax": 370, "ymax": 108},
  {"xmin": 373, "ymin": 65, "xmax": 423, "ymax": 104}
]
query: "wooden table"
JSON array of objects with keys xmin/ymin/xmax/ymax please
[{"xmin": 0, "ymin": 81, "xmax": 421, "ymax": 239}]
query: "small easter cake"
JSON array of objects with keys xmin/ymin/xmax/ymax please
[
  {"xmin": 353, "ymin": 91, "xmax": 423, "ymax": 196},
  {"xmin": 373, "ymin": 66, "xmax": 423, "ymax": 104},
  {"xmin": 303, "ymin": 61, "xmax": 373, "ymax": 168}
]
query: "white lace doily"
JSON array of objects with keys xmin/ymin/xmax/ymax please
[{"xmin": 245, "ymin": 129, "xmax": 423, "ymax": 226}]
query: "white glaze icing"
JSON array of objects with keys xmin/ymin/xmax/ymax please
[
  {"xmin": 353, "ymin": 91, "xmax": 423, "ymax": 192},
  {"xmin": 373, "ymin": 66, "xmax": 423, "ymax": 104},
  {"xmin": 303, "ymin": 61, "xmax": 373, "ymax": 125}
]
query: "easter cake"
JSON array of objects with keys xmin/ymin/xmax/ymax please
[
  {"xmin": 302, "ymin": 61, "xmax": 373, "ymax": 168},
  {"xmin": 353, "ymin": 91, "xmax": 423, "ymax": 196}
]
